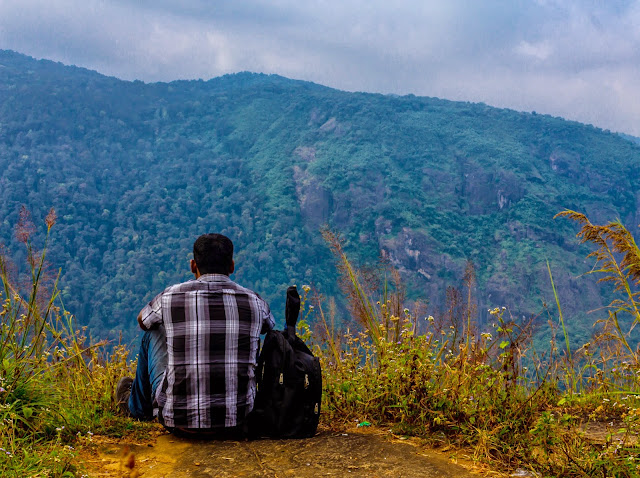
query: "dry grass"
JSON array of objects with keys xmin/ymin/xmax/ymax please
[{"xmin": 315, "ymin": 216, "xmax": 640, "ymax": 476}]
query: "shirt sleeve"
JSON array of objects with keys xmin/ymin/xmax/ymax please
[
  {"xmin": 139, "ymin": 291, "xmax": 163, "ymax": 329},
  {"xmin": 259, "ymin": 298, "xmax": 275, "ymax": 334}
]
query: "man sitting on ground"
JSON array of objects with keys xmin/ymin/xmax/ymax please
[{"xmin": 116, "ymin": 233, "xmax": 275, "ymax": 436}]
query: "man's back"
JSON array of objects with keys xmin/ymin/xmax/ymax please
[{"xmin": 139, "ymin": 273, "xmax": 274, "ymax": 429}]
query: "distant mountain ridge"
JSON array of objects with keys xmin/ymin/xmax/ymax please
[
  {"xmin": 619, "ymin": 133, "xmax": 640, "ymax": 146},
  {"xmin": 1, "ymin": 49, "xmax": 639, "ymax": 344}
]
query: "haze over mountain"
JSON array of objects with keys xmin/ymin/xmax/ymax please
[{"xmin": 1, "ymin": 50, "xmax": 639, "ymax": 344}]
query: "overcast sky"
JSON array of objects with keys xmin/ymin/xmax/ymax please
[{"xmin": 1, "ymin": 0, "xmax": 639, "ymax": 135}]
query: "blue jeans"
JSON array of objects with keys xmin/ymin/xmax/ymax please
[{"xmin": 128, "ymin": 325, "xmax": 167, "ymax": 420}]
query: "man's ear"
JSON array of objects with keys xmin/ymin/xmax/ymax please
[
  {"xmin": 190, "ymin": 259, "xmax": 198, "ymax": 275},
  {"xmin": 229, "ymin": 259, "xmax": 235, "ymax": 275}
]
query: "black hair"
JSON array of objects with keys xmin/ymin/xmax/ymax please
[{"xmin": 193, "ymin": 233, "xmax": 234, "ymax": 275}]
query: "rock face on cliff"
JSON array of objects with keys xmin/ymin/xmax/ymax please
[{"xmin": 1, "ymin": 49, "xmax": 638, "ymax": 343}]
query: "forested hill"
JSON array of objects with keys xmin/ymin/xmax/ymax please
[{"xmin": 1, "ymin": 49, "xmax": 639, "ymax": 344}]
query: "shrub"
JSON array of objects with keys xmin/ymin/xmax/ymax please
[
  {"xmin": 0, "ymin": 208, "xmax": 140, "ymax": 477},
  {"xmin": 315, "ymin": 220, "xmax": 640, "ymax": 476}
]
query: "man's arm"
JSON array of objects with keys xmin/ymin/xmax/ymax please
[
  {"xmin": 137, "ymin": 311, "xmax": 149, "ymax": 331},
  {"xmin": 260, "ymin": 300, "xmax": 276, "ymax": 334},
  {"xmin": 138, "ymin": 292, "xmax": 163, "ymax": 331}
]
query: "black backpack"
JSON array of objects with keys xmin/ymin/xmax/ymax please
[{"xmin": 251, "ymin": 286, "xmax": 322, "ymax": 438}]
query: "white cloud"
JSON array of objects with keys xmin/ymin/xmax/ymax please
[
  {"xmin": 515, "ymin": 41, "xmax": 553, "ymax": 61},
  {"xmin": 0, "ymin": 0, "xmax": 638, "ymax": 135}
]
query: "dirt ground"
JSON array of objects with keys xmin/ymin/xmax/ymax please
[
  {"xmin": 78, "ymin": 425, "xmax": 499, "ymax": 478},
  {"xmin": 580, "ymin": 419, "xmax": 637, "ymax": 446}
]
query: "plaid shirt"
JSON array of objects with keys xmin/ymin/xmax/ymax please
[{"xmin": 139, "ymin": 274, "xmax": 275, "ymax": 429}]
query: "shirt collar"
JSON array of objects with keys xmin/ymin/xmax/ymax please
[{"xmin": 197, "ymin": 273, "xmax": 232, "ymax": 283}]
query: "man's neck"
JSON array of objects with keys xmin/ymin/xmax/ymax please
[{"xmin": 197, "ymin": 272, "xmax": 230, "ymax": 280}]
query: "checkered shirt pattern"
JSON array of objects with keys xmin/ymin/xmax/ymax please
[{"xmin": 139, "ymin": 274, "xmax": 275, "ymax": 429}]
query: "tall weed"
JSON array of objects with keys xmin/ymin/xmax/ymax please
[
  {"xmin": 0, "ymin": 208, "xmax": 140, "ymax": 477},
  {"xmin": 316, "ymin": 220, "xmax": 640, "ymax": 476}
]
